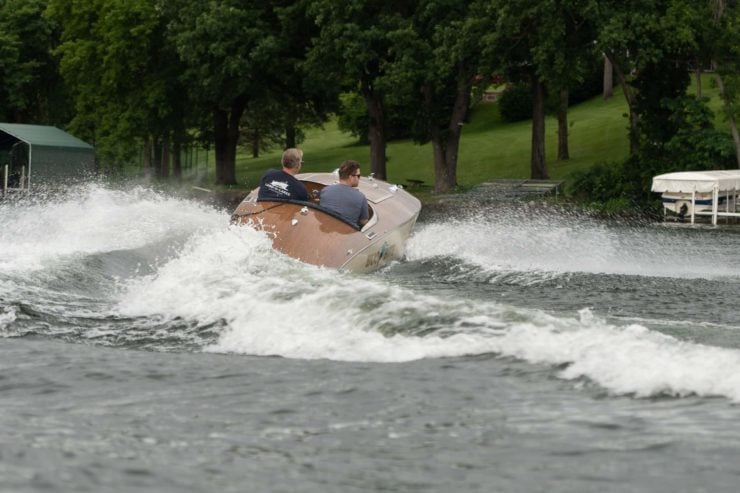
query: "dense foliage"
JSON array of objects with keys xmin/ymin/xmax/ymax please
[
  {"xmin": 1, "ymin": 0, "xmax": 739, "ymax": 195},
  {"xmin": 0, "ymin": 0, "xmax": 68, "ymax": 124},
  {"xmin": 498, "ymin": 83, "xmax": 534, "ymax": 123}
]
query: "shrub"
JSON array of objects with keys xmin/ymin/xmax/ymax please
[
  {"xmin": 337, "ymin": 92, "xmax": 370, "ymax": 144},
  {"xmin": 497, "ymin": 83, "xmax": 532, "ymax": 122},
  {"xmin": 336, "ymin": 92, "xmax": 414, "ymax": 143},
  {"xmin": 568, "ymin": 58, "xmax": 604, "ymax": 105},
  {"xmin": 568, "ymin": 161, "xmax": 627, "ymax": 203}
]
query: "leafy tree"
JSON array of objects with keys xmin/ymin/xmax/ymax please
[
  {"xmin": 336, "ymin": 90, "xmax": 414, "ymax": 144},
  {"xmin": 578, "ymin": 0, "xmax": 738, "ymax": 205},
  {"xmin": 167, "ymin": 1, "xmax": 281, "ymax": 184},
  {"xmin": 169, "ymin": 0, "xmax": 331, "ymax": 184},
  {"xmin": 597, "ymin": 0, "xmax": 701, "ymax": 156},
  {"xmin": 662, "ymin": 96, "xmax": 735, "ymax": 171},
  {"xmin": 705, "ymin": 0, "xmax": 740, "ymax": 167},
  {"xmin": 336, "ymin": 92, "xmax": 370, "ymax": 143},
  {"xmin": 619, "ymin": 94, "xmax": 735, "ymax": 204},
  {"xmin": 274, "ymin": 1, "xmax": 338, "ymax": 150},
  {"xmin": 239, "ymin": 98, "xmax": 289, "ymax": 159},
  {"xmin": 568, "ymin": 161, "xmax": 629, "ymax": 208},
  {"xmin": 498, "ymin": 83, "xmax": 533, "ymax": 123},
  {"xmin": 485, "ymin": 0, "xmax": 598, "ymax": 178},
  {"xmin": 0, "ymin": 0, "xmax": 69, "ymax": 124},
  {"xmin": 528, "ymin": 0, "xmax": 599, "ymax": 162},
  {"xmin": 405, "ymin": 0, "xmax": 490, "ymax": 192},
  {"xmin": 483, "ymin": 0, "xmax": 550, "ymax": 178},
  {"xmin": 484, "ymin": 0, "xmax": 549, "ymax": 178},
  {"xmin": 47, "ymin": 0, "xmax": 189, "ymax": 174},
  {"xmin": 307, "ymin": 0, "xmax": 417, "ymax": 180}
]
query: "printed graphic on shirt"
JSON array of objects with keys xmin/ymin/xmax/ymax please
[{"xmin": 265, "ymin": 180, "xmax": 290, "ymax": 197}]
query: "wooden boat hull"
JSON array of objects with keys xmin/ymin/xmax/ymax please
[{"xmin": 231, "ymin": 173, "xmax": 421, "ymax": 273}]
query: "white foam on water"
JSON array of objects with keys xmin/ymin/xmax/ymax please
[
  {"xmin": 406, "ymin": 212, "xmax": 740, "ymax": 279},
  {"xmin": 5, "ymin": 185, "xmax": 740, "ymax": 402},
  {"xmin": 0, "ymin": 184, "xmax": 224, "ymax": 274},
  {"xmin": 491, "ymin": 308, "xmax": 740, "ymax": 402},
  {"xmin": 113, "ymin": 222, "xmax": 740, "ymax": 402},
  {"xmin": 114, "ymin": 224, "xmax": 495, "ymax": 362},
  {"xmin": 0, "ymin": 305, "xmax": 17, "ymax": 330}
]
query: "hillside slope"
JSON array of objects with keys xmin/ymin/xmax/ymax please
[{"xmin": 233, "ymin": 78, "xmax": 722, "ymax": 192}]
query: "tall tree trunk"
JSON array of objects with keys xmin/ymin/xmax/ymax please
[
  {"xmin": 285, "ymin": 124, "xmax": 296, "ymax": 149},
  {"xmin": 173, "ymin": 139, "xmax": 182, "ymax": 179},
  {"xmin": 531, "ymin": 79, "xmax": 549, "ymax": 179},
  {"xmin": 557, "ymin": 89, "xmax": 569, "ymax": 161},
  {"xmin": 361, "ymin": 81, "xmax": 387, "ymax": 180},
  {"xmin": 603, "ymin": 55, "xmax": 613, "ymax": 100},
  {"xmin": 142, "ymin": 137, "xmax": 152, "ymax": 179},
  {"xmin": 710, "ymin": 1, "xmax": 740, "ymax": 168},
  {"xmin": 251, "ymin": 130, "xmax": 260, "ymax": 158},
  {"xmin": 425, "ymin": 78, "xmax": 470, "ymax": 193},
  {"xmin": 607, "ymin": 53, "xmax": 639, "ymax": 156},
  {"xmin": 153, "ymin": 137, "xmax": 163, "ymax": 179},
  {"xmin": 212, "ymin": 97, "xmax": 246, "ymax": 185},
  {"xmin": 713, "ymin": 68, "xmax": 740, "ymax": 168},
  {"xmin": 213, "ymin": 109, "xmax": 228, "ymax": 183},
  {"xmin": 695, "ymin": 67, "xmax": 702, "ymax": 98},
  {"xmin": 712, "ymin": 0, "xmax": 725, "ymax": 21},
  {"xmin": 160, "ymin": 137, "xmax": 170, "ymax": 179}
]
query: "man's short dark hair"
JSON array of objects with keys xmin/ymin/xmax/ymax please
[{"xmin": 338, "ymin": 160, "xmax": 360, "ymax": 179}]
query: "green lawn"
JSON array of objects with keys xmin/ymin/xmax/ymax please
[{"xmin": 222, "ymin": 76, "xmax": 726, "ymax": 195}]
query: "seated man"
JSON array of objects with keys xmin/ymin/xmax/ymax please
[
  {"xmin": 319, "ymin": 160, "xmax": 369, "ymax": 227},
  {"xmin": 257, "ymin": 148, "xmax": 309, "ymax": 201}
]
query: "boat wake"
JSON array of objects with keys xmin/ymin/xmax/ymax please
[
  {"xmin": 3, "ymin": 185, "xmax": 740, "ymax": 402},
  {"xmin": 406, "ymin": 209, "xmax": 740, "ymax": 280}
]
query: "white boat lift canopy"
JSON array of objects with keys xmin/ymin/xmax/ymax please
[
  {"xmin": 651, "ymin": 170, "xmax": 740, "ymax": 193},
  {"xmin": 651, "ymin": 170, "xmax": 740, "ymax": 224}
]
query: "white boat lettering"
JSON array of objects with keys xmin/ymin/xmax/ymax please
[{"xmin": 365, "ymin": 242, "xmax": 396, "ymax": 268}]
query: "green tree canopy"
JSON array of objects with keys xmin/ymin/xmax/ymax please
[
  {"xmin": 307, "ymin": 0, "xmax": 418, "ymax": 179},
  {"xmin": 47, "ymin": 0, "xmax": 188, "ymax": 170},
  {"xmin": 0, "ymin": 0, "xmax": 68, "ymax": 124}
]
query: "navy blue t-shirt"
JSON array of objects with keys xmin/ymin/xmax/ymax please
[{"xmin": 257, "ymin": 169, "xmax": 309, "ymax": 201}]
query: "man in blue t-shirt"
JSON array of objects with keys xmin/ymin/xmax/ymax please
[
  {"xmin": 257, "ymin": 148, "xmax": 309, "ymax": 201},
  {"xmin": 319, "ymin": 160, "xmax": 369, "ymax": 227}
]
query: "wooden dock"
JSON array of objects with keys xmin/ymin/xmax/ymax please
[{"xmin": 471, "ymin": 179, "xmax": 565, "ymax": 199}]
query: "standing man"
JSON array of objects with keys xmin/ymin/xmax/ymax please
[
  {"xmin": 320, "ymin": 160, "xmax": 369, "ymax": 227},
  {"xmin": 257, "ymin": 148, "xmax": 309, "ymax": 201}
]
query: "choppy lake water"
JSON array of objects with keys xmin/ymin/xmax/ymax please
[{"xmin": 2, "ymin": 184, "xmax": 740, "ymax": 492}]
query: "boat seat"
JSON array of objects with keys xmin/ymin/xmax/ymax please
[
  {"xmin": 255, "ymin": 198, "xmax": 362, "ymax": 231},
  {"xmin": 361, "ymin": 206, "xmax": 377, "ymax": 233}
]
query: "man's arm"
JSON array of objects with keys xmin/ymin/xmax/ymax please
[{"xmin": 358, "ymin": 197, "xmax": 369, "ymax": 226}]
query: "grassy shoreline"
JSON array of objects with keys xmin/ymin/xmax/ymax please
[{"xmin": 193, "ymin": 77, "xmax": 723, "ymax": 209}]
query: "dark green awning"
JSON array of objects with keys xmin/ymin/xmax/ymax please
[
  {"xmin": 0, "ymin": 123, "xmax": 93, "ymax": 150},
  {"xmin": 0, "ymin": 123, "xmax": 95, "ymax": 190}
]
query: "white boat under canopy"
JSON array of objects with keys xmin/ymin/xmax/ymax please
[{"xmin": 651, "ymin": 170, "xmax": 740, "ymax": 224}]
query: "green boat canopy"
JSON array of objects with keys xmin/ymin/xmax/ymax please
[{"xmin": 0, "ymin": 123, "xmax": 95, "ymax": 191}]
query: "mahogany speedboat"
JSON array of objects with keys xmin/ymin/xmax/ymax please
[{"xmin": 230, "ymin": 172, "xmax": 422, "ymax": 272}]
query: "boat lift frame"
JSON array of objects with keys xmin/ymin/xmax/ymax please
[
  {"xmin": 2, "ymin": 162, "xmax": 28, "ymax": 197},
  {"xmin": 653, "ymin": 170, "xmax": 740, "ymax": 226},
  {"xmin": 685, "ymin": 184, "xmax": 740, "ymax": 225}
]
